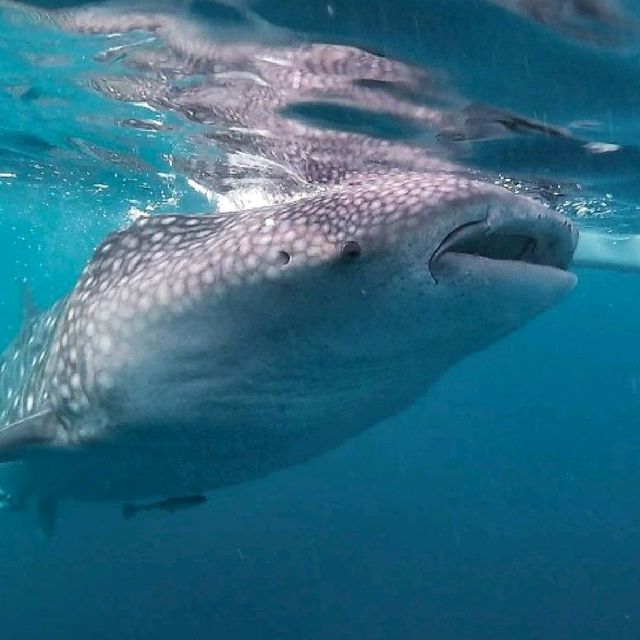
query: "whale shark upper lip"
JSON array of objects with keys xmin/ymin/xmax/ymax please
[{"xmin": 429, "ymin": 203, "xmax": 578, "ymax": 278}]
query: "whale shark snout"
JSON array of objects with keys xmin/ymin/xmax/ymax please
[{"xmin": 429, "ymin": 187, "xmax": 577, "ymax": 303}]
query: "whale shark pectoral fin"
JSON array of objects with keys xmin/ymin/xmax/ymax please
[{"xmin": 0, "ymin": 410, "xmax": 59, "ymax": 462}]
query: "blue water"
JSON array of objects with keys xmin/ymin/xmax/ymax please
[{"xmin": 1, "ymin": 1, "xmax": 640, "ymax": 638}]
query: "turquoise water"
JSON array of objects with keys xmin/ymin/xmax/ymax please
[{"xmin": 1, "ymin": 1, "xmax": 640, "ymax": 638}]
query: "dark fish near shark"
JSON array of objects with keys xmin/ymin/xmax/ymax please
[
  {"xmin": 122, "ymin": 495, "xmax": 207, "ymax": 519},
  {"xmin": 0, "ymin": 172, "xmax": 577, "ymax": 528}
]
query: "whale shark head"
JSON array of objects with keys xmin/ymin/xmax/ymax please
[{"xmin": 42, "ymin": 172, "xmax": 577, "ymax": 439}]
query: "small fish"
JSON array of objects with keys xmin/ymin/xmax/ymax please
[{"xmin": 121, "ymin": 495, "xmax": 207, "ymax": 520}]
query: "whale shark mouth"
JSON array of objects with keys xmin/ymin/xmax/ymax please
[{"xmin": 430, "ymin": 205, "xmax": 578, "ymax": 278}]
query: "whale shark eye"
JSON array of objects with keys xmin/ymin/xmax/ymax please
[
  {"xmin": 341, "ymin": 241, "xmax": 361, "ymax": 261},
  {"xmin": 277, "ymin": 250, "xmax": 291, "ymax": 265}
]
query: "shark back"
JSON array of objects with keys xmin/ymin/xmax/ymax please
[{"xmin": 0, "ymin": 301, "xmax": 65, "ymax": 428}]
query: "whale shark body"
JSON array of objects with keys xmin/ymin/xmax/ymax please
[
  {"xmin": 0, "ymin": 4, "xmax": 583, "ymax": 528},
  {"xmin": 0, "ymin": 172, "xmax": 577, "ymax": 522}
]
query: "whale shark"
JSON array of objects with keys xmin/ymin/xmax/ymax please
[
  {"xmin": 0, "ymin": 2, "xmax": 587, "ymax": 533},
  {"xmin": 0, "ymin": 172, "xmax": 577, "ymax": 528}
]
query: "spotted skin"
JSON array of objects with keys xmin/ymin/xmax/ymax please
[
  {"xmin": 0, "ymin": 303, "xmax": 63, "ymax": 427},
  {"xmin": 47, "ymin": 175, "xmax": 463, "ymax": 434}
]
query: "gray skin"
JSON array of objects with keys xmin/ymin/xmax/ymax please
[{"xmin": 0, "ymin": 172, "xmax": 577, "ymax": 505}]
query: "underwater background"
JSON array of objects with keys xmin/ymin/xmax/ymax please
[{"xmin": 1, "ymin": 0, "xmax": 640, "ymax": 638}]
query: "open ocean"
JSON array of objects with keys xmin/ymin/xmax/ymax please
[{"xmin": 1, "ymin": 1, "xmax": 640, "ymax": 638}]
